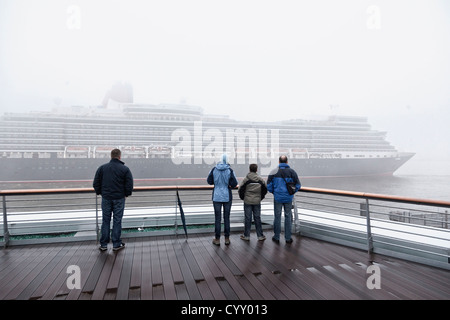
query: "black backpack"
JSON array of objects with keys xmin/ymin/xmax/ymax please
[{"xmin": 238, "ymin": 179, "xmax": 268, "ymax": 201}]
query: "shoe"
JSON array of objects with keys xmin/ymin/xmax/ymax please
[
  {"xmin": 285, "ymin": 238, "xmax": 293, "ymax": 244},
  {"xmin": 272, "ymin": 237, "xmax": 280, "ymax": 243},
  {"xmin": 240, "ymin": 235, "xmax": 250, "ymax": 241},
  {"xmin": 99, "ymin": 246, "xmax": 107, "ymax": 251},
  {"xmin": 225, "ymin": 237, "xmax": 230, "ymax": 245},
  {"xmin": 212, "ymin": 238, "xmax": 220, "ymax": 246},
  {"xmin": 257, "ymin": 235, "xmax": 266, "ymax": 241},
  {"xmin": 113, "ymin": 243, "xmax": 125, "ymax": 251}
]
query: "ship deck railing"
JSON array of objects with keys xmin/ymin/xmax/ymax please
[{"xmin": 1, "ymin": 185, "xmax": 449, "ymax": 270}]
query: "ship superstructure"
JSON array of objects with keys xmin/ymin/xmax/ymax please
[{"xmin": 0, "ymin": 103, "xmax": 414, "ymax": 181}]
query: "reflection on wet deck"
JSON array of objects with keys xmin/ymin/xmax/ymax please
[{"xmin": 1, "ymin": 231, "xmax": 449, "ymax": 301}]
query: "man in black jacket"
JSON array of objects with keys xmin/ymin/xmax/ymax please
[{"xmin": 93, "ymin": 149, "xmax": 133, "ymax": 251}]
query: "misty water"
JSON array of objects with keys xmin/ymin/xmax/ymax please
[
  {"xmin": 1, "ymin": 157, "xmax": 448, "ymax": 202},
  {"xmin": 302, "ymin": 157, "xmax": 450, "ymax": 201}
]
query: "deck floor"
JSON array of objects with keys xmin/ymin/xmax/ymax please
[{"xmin": 0, "ymin": 231, "xmax": 449, "ymax": 301}]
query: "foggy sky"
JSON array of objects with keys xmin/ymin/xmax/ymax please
[{"xmin": 0, "ymin": 0, "xmax": 449, "ymax": 159}]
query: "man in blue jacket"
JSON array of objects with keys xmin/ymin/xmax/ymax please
[
  {"xmin": 207, "ymin": 154, "xmax": 238, "ymax": 245},
  {"xmin": 267, "ymin": 155, "xmax": 301, "ymax": 244},
  {"xmin": 93, "ymin": 149, "xmax": 133, "ymax": 251}
]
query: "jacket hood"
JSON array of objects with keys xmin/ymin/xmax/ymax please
[{"xmin": 216, "ymin": 162, "xmax": 230, "ymax": 171}]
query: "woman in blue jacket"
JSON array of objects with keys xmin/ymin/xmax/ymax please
[{"xmin": 207, "ymin": 154, "xmax": 238, "ymax": 245}]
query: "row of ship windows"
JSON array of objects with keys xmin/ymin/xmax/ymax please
[
  {"xmin": 5, "ymin": 117, "xmax": 370, "ymax": 126},
  {"xmin": 0, "ymin": 142, "xmax": 395, "ymax": 151},
  {"xmin": 0, "ymin": 134, "xmax": 390, "ymax": 143},
  {"xmin": 1, "ymin": 148, "xmax": 397, "ymax": 155},
  {"xmin": 2, "ymin": 124, "xmax": 381, "ymax": 136},
  {"xmin": 2, "ymin": 125, "xmax": 383, "ymax": 136},
  {"xmin": 1, "ymin": 127, "xmax": 385, "ymax": 137}
]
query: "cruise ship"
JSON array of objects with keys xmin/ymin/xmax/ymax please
[{"xmin": 0, "ymin": 103, "xmax": 414, "ymax": 182}]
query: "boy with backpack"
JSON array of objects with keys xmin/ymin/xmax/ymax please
[{"xmin": 238, "ymin": 163, "xmax": 267, "ymax": 241}]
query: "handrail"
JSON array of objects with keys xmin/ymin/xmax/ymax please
[
  {"xmin": 2, "ymin": 185, "xmax": 450, "ymax": 208},
  {"xmin": 299, "ymin": 187, "xmax": 450, "ymax": 208},
  {"xmin": 0, "ymin": 185, "xmax": 213, "ymax": 196}
]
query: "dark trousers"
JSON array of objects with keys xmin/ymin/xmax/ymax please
[
  {"xmin": 213, "ymin": 201, "xmax": 232, "ymax": 239},
  {"xmin": 100, "ymin": 198, "xmax": 125, "ymax": 248},
  {"xmin": 243, "ymin": 203, "xmax": 264, "ymax": 237},
  {"xmin": 273, "ymin": 200, "xmax": 292, "ymax": 241}
]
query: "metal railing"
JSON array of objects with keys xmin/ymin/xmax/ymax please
[
  {"xmin": 0, "ymin": 186, "xmax": 273, "ymax": 246},
  {"xmin": 295, "ymin": 187, "xmax": 450, "ymax": 270},
  {"xmin": 1, "ymin": 185, "xmax": 449, "ymax": 269}
]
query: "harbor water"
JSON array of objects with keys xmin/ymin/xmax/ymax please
[
  {"xmin": 303, "ymin": 157, "xmax": 450, "ymax": 201},
  {"xmin": 0, "ymin": 158, "xmax": 449, "ymax": 202}
]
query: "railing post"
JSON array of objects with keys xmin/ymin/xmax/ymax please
[
  {"xmin": 174, "ymin": 191, "xmax": 178, "ymax": 235},
  {"xmin": 445, "ymin": 210, "xmax": 448, "ymax": 229},
  {"xmin": 2, "ymin": 195, "xmax": 10, "ymax": 248},
  {"xmin": 365, "ymin": 198, "xmax": 374, "ymax": 254},
  {"xmin": 293, "ymin": 194, "xmax": 299, "ymax": 234}
]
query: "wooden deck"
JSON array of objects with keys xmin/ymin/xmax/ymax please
[{"xmin": 1, "ymin": 231, "xmax": 449, "ymax": 301}]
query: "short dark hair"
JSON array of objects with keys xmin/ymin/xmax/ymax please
[
  {"xmin": 279, "ymin": 155, "xmax": 288, "ymax": 163},
  {"xmin": 249, "ymin": 163, "xmax": 258, "ymax": 173},
  {"xmin": 111, "ymin": 148, "xmax": 121, "ymax": 159}
]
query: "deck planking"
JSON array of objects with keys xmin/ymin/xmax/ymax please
[{"xmin": 0, "ymin": 231, "xmax": 449, "ymax": 301}]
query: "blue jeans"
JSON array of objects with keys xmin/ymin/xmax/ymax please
[
  {"xmin": 273, "ymin": 200, "xmax": 292, "ymax": 241},
  {"xmin": 213, "ymin": 201, "xmax": 232, "ymax": 239},
  {"xmin": 243, "ymin": 204, "xmax": 264, "ymax": 238},
  {"xmin": 100, "ymin": 197, "xmax": 125, "ymax": 248}
]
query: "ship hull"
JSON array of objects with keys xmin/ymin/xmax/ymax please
[{"xmin": 0, "ymin": 153, "xmax": 414, "ymax": 182}]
